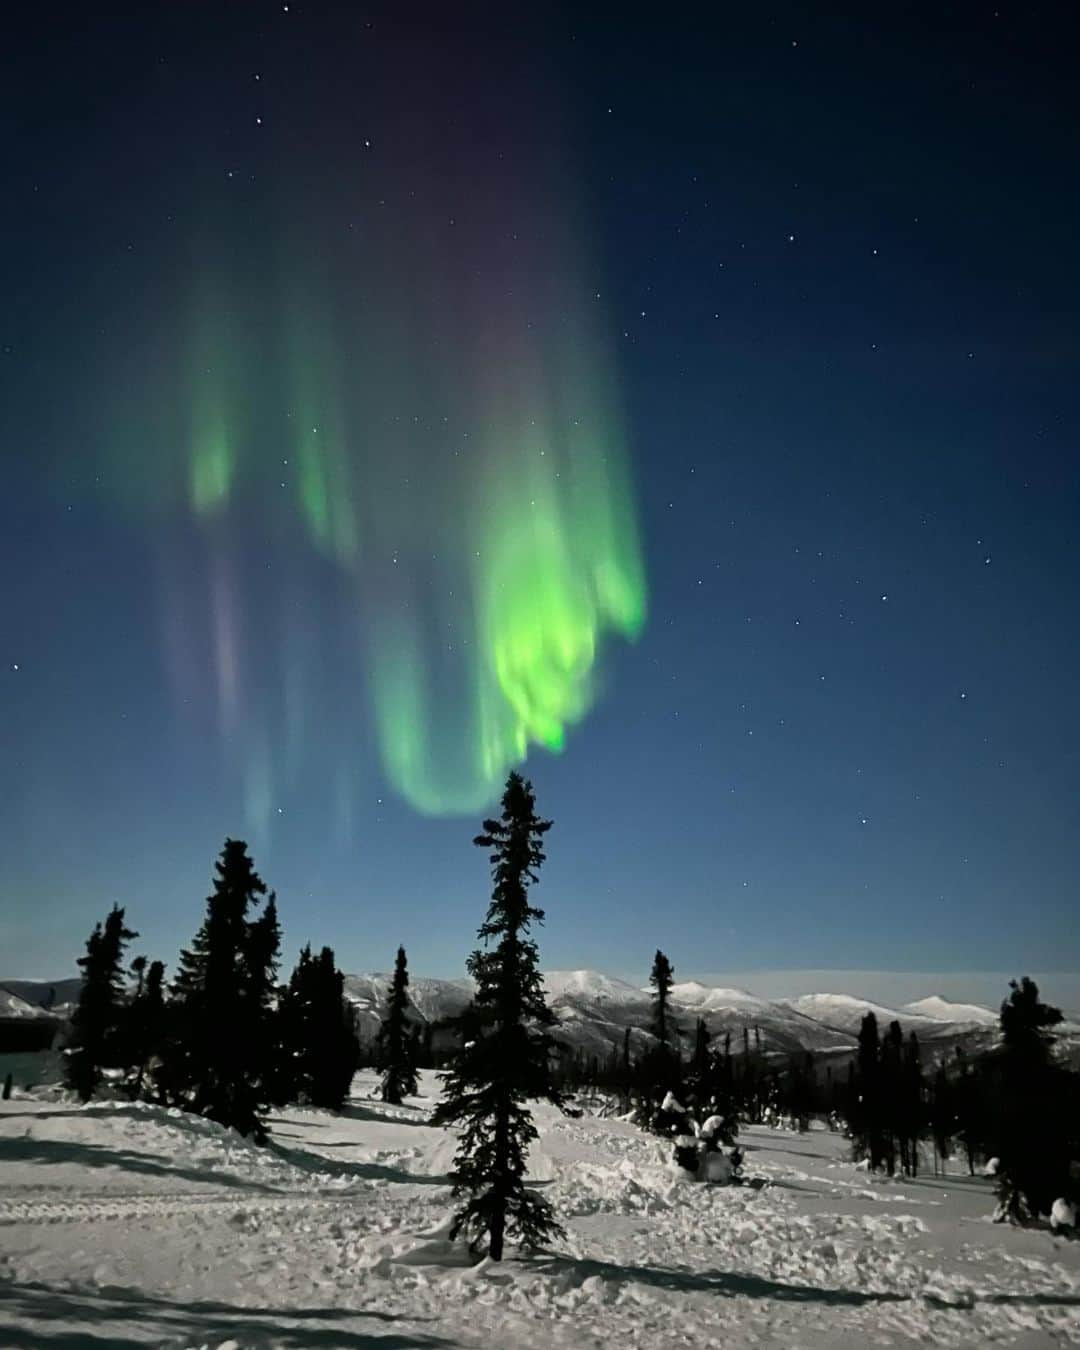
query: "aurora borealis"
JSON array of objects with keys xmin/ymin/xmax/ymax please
[
  {"xmin": 73, "ymin": 22, "xmax": 650, "ymax": 826},
  {"xmin": 4, "ymin": 6, "xmax": 1078, "ymax": 987}
]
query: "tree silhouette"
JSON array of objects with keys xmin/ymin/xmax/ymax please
[
  {"xmin": 380, "ymin": 946, "xmax": 419, "ymax": 1104},
  {"xmin": 649, "ymin": 950, "xmax": 675, "ymax": 1049},
  {"xmin": 993, "ymin": 977, "xmax": 1066, "ymax": 1222},
  {"xmin": 432, "ymin": 772, "xmax": 564, "ymax": 1261},
  {"xmin": 65, "ymin": 905, "xmax": 138, "ymax": 1101},
  {"xmin": 161, "ymin": 839, "xmax": 278, "ymax": 1139}
]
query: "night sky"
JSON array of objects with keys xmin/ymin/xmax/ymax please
[{"xmin": 3, "ymin": 4, "xmax": 1077, "ymax": 992}]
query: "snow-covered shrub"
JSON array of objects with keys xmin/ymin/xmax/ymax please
[{"xmin": 1050, "ymin": 1198, "xmax": 1076, "ymax": 1234}]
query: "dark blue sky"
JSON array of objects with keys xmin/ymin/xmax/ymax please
[{"xmin": 2, "ymin": 4, "xmax": 1077, "ymax": 987}]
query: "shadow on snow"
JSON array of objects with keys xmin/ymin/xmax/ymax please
[
  {"xmin": 0, "ymin": 1137, "xmax": 280, "ymax": 1193},
  {"xmin": 0, "ymin": 1280, "xmax": 453, "ymax": 1349}
]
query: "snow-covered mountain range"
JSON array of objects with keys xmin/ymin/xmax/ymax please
[
  {"xmin": 342, "ymin": 968, "xmax": 1001, "ymax": 1061},
  {"xmin": 1, "ymin": 969, "xmax": 1008, "ymax": 1063}
]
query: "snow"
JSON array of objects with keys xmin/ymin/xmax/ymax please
[
  {"xmin": 2, "ymin": 1071, "xmax": 1079, "ymax": 1347},
  {"xmin": 782, "ymin": 992, "xmax": 916, "ymax": 1032},
  {"xmin": 543, "ymin": 970, "xmax": 647, "ymax": 1006},
  {"xmin": 701, "ymin": 1150, "xmax": 733, "ymax": 1183},
  {"xmin": 1051, "ymin": 1199, "xmax": 1076, "ymax": 1233},
  {"xmin": 902, "ymin": 996, "xmax": 998, "ymax": 1026},
  {"xmin": 668, "ymin": 982, "xmax": 770, "ymax": 1011},
  {"xmin": 0, "ymin": 989, "xmax": 50, "ymax": 1019}
]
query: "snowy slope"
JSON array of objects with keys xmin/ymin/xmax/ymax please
[
  {"xmin": 779, "ymin": 991, "xmax": 970, "ymax": 1041},
  {"xmin": 902, "ymin": 995, "xmax": 998, "ymax": 1026},
  {"xmin": 2, "ymin": 1070, "xmax": 1079, "ymax": 1347},
  {"xmin": 0, "ymin": 979, "xmax": 80, "ymax": 1017},
  {"xmin": 343, "ymin": 972, "xmax": 473, "ymax": 1038},
  {"xmin": 544, "ymin": 970, "xmax": 648, "ymax": 1006},
  {"xmin": 0, "ymin": 989, "xmax": 51, "ymax": 1019}
]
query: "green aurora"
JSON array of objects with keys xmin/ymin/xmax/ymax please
[{"xmin": 96, "ymin": 124, "xmax": 647, "ymax": 821}]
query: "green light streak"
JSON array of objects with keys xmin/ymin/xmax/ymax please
[
  {"xmin": 189, "ymin": 407, "xmax": 233, "ymax": 515},
  {"xmin": 372, "ymin": 397, "xmax": 647, "ymax": 815}
]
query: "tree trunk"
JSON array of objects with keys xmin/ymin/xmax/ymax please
[{"xmin": 490, "ymin": 1092, "xmax": 509, "ymax": 1262}]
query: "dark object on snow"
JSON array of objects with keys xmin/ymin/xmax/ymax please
[
  {"xmin": 2, "ymin": 1072, "xmax": 12, "ymax": 1100},
  {"xmin": 673, "ymin": 1134, "xmax": 699, "ymax": 1173}
]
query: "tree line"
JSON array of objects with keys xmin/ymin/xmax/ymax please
[
  {"xmin": 61, "ymin": 771, "xmax": 565, "ymax": 1264},
  {"xmin": 63, "ymin": 838, "xmax": 421, "ymax": 1139},
  {"xmin": 559, "ymin": 948, "xmax": 1079, "ymax": 1228},
  {"xmin": 59, "ymin": 772, "xmax": 1079, "ymax": 1258}
]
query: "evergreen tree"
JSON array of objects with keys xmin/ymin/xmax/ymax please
[
  {"xmin": 634, "ymin": 949, "xmax": 680, "ymax": 1129},
  {"xmin": 899, "ymin": 1032, "xmax": 923, "ymax": 1177},
  {"xmin": 992, "ymin": 977, "xmax": 1066, "ymax": 1222},
  {"xmin": 65, "ymin": 905, "xmax": 138, "ymax": 1101},
  {"xmin": 685, "ymin": 1017, "xmax": 711, "ymax": 1114},
  {"xmin": 380, "ymin": 946, "xmax": 419, "ymax": 1104},
  {"xmin": 649, "ymin": 950, "xmax": 675, "ymax": 1049},
  {"xmin": 432, "ymin": 772, "xmax": 564, "ymax": 1262},
  {"xmin": 879, "ymin": 1019, "xmax": 904, "ymax": 1175},
  {"xmin": 850, "ymin": 1012, "xmax": 883, "ymax": 1169},
  {"xmin": 159, "ymin": 839, "xmax": 278, "ymax": 1139},
  {"xmin": 126, "ymin": 958, "xmax": 166, "ymax": 1099},
  {"xmin": 929, "ymin": 1065, "xmax": 954, "ymax": 1174},
  {"xmin": 277, "ymin": 944, "xmax": 357, "ymax": 1110},
  {"xmin": 953, "ymin": 1046, "xmax": 982, "ymax": 1175}
]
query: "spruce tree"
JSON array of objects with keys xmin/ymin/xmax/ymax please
[
  {"xmin": 126, "ymin": 958, "xmax": 166, "ymax": 1099},
  {"xmin": 380, "ymin": 946, "xmax": 419, "ymax": 1104},
  {"xmin": 880, "ymin": 1019, "xmax": 904, "ymax": 1176},
  {"xmin": 850, "ymin": 1012, "xmax": 883, "ymax": 1169},
  {"xmin": 686, "ymin": 1017, "xmax": 710, "ymax": 1113},
  {"xmin": 993, "ymin": 976, "xmax": 1066, "ymax": 1222},
  {"xmin": 310, "ymin": 946, "xmax": 358, "ymax": 1109},
  {"xmin": 900, "ymin": 1031, "xmax": 923, "ymax": 1177},
  {"xmin": 162, "ymin": 839, "xmax": 278, "ymax": 1139},
  {"xmin": 277, "ymin": 943, "xmax": 357, "ymax": 1110},
  {"xmin": 432, "ymin": 772, "xmax": 564, "ymax": 1262},
  {"xmin": 65, "ymin": 905, "xmax": 138, "ymax": 1101},
  {"xmin": 635, "ymin": 948, "xmax": 680, "ymax": 1129},
  {"xmin": 649, "ymin": 950, "xmax": 675, "ymax": 1048}
]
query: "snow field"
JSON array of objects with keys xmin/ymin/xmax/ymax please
[{"xmin": 1, "ymin": 1071, "xmax": 1079, "ymax": 1348}]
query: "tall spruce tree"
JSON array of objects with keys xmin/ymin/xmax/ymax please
[
  {"xmin": 432, "ymin": 772, "xmax": 564, "ymax": 1262},
  {"xmin": 850, "ymin": 1012, "xmax": 883, "ymax": 1169},
  {"xmin": 162, "ymin": 839, "xmax": 278, "ymax": 1139},
  {"xmin": 880, "ymin": 1019, "xmax": 904, "ymax": 1176},
  {"xmin": 649, "ymin": 950, "xmax": 675, "ymax": 1048},
  {"xmin": 635, "ymin": 948, "xmax": 680, "ymax": 1129},
  {"xmin": 276, "ymin": 944, "xmax": 356, "ymax": 1110},
  {"xmin": 65, "ymin": 905, "xmax": 138, "ymax": 1101},
  {"xmin": 380, "ymin": 946, "xmax": 419, "ymax": 1104},
  {"xmin": 899, "ymin": 1031, "xmax": 923, "ymax": 1177},
  {"xmin": 993, "ymin": 976, "xmax": 1066, "ymax": 1222},
  {"xmin": 126, "ymin": 958, "xmax": 166, "ymax": 1099}
]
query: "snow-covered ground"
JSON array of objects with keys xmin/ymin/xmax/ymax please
[{"xmin": 2, "ymin": 1072, "xmax": 1078, "ymax": 1348}]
